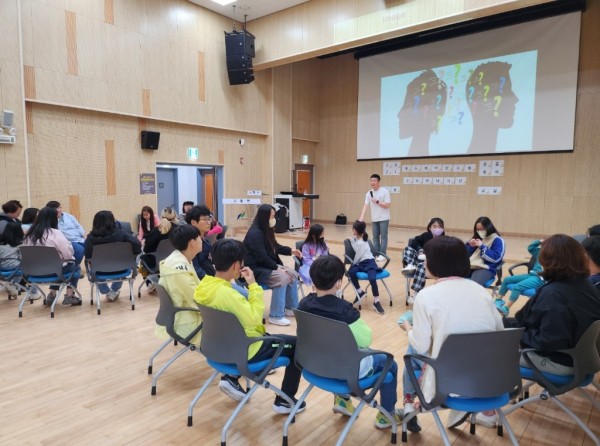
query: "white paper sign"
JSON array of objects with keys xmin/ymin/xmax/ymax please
[
  {"xmin": 247, "ymin": 190, "xmax": 262, "ymax": 196},
  {"xmin": 443, "ymin": 164, "xmax": 453, "ymax": 172},
  {"xmin": 455, "ymin": 177, "xmax": 466, "ymax": 185},
  {"xmin": 433, "ymin": 177, "xmax": 443, "ymax": 185},
  {"xmin": 402, "ymin": 165, "xmax": 411, "ymax": 172},
  {"xmin": 383, "ymin": 161, "xmax": 401, "ymax": 176},
  {"xmin": 223, "ymin": 198, "xmax": 261, "ymax": 204},
  {"xmin": 423, "ymin": 177, "xmax": 432, "ymax": 185},
  {"xmin": 432, "ymin": 164, "xmax": 442, "ymax": 172},
  {"xmin": 388, "ymin": 186, "xmax": 401, "ymax": 193},
  {"xmin": 413, "ymin": 177, "xmax": 423, "ymax": 184},
  {"xmin": 411, "ymin": 165, "xmax": 421, "ymax": 172},
  {"xmin": 465, "ymin": 164, "xmax": 476, "ymax": 172},
  {"xmin": 444, "ymin": 177, "xmax": 455, "ymax": 185},
  {"xmin": 403, "ymin": 177, "xmax": 413, "ymax": 184}
]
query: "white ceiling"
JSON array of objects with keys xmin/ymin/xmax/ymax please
[{"xmin": 187, "ymin": 0, "xmax": 310, "ymax": 21}]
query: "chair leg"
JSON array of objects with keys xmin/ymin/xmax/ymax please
[
  {"xmin": 129, "ymin": 279, "xmax": 135, "ymax": 310},
  {"xmin": 335, "ymin": 400, "xmax": 367, "ymax": 446},
  {"xmin": 431, "ymin": 409, "xmax": 452, "ymax": 446},
  {"xmin": 380, "ymin": 279, "xmax": 393, "ymax": 306},
  {"xmin": 90, "ymin": 283, "xmax": 94, "ymax": 305},
  {"xmin": 151, "ymin": 345, "xmax": 191, "ymax": 395},
  {"xmin": 578, "ymin": 387, "xmax": 600, "ymax": 412},
  {"xmin": 221, "ymin": 383, "xmax": 261, "ymax": 445},
  {"xmin": 496, "ymin": 409, "xmax": 519, "ymax": 446},
  {"xmin": 283, "ymin": 384, "xmax": 314, "ymax": 445},
  {"xmin": 50, "ymin": 284, "xmax": 67, "ymax": 318},
  {"xmin": 188, "ymin": 370, "xmax": 219, "ymax": 426},
  {"xmin": 137, "ymin": 280, "xmax": 144, "ymax": 298},
  {"xmin": 148, "ymin": 338, "xmax": 173, "ymax": 374},
  {"xmin": 549, "ymin": 395, "xmax": 600, "ymax": 445}
]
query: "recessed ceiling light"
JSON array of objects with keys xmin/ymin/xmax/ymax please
[{"xmin": 210, "ymin": 0, "xmax": 236, "ymax": 5}]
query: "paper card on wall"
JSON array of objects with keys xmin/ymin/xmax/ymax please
[
  {"xmin": 465, "ymin": 164, "xmax": 476, "ymax": 172},
  {"xmin": 388, "ymin": 186, "xmax": 400, "ymax": 193},
  {"xmin": 453, "ymin": 164, "xmax": 464, "ymax": 172},
  {"xmin": 402, "ymin": 165, "xmax": 411, "ymax": 172},
  {"xmin": 413, "ymin": 177, "xmax": 423, "ymax": 184},
  {"xmin": 403, "ymin": 177, "xmax": 413, "ymax": 184},
  {"xmin": 422, "ymin": 164, "xmax": 431, "ymax": 172},
  {"xmin": 411, "ymin": 165, "xmax": 421, "ymax": 172},
  {"xmin": 432, "ymin": 164, "xmax": 442, "ymax": 172},
  {"xmin": 480, "ymin": 160, "xmax": 491, "ymax": 169},
  {"xmin": 443, "ymin": 164, "xmax": 453, "ymax": 172},
  {"xmin": 247, "ymin": 190, "xmax": 262, "ymax": 196},
  {"xmin": 444, "ymin": 177, "xmax": 455, "ymax": 185},
  {"xmin": 423, "ymin": 177, "xmax": 432, "ymax": 185},
  {"xmin": 455, "ymin": 177, "xmax": 466, "ymax": 185},
  {"xmin": 492, "ymin": 165, "xmax": 504, "ymax": 176},
  {"xmin": 223, "ymin": 198, "xmax": 261, "ymax": 204},
  {"xmin": 433, "ymin": 177, "xmax": 443, "ymax": 185},
  {"xmin": 477, "ymin": 187, "xmax": 489, "ymax": 195},
  {"xmin": 493, "ymin": 160, "xmax": 504, "ymax": 168},
  {"xmin": 490, "ymin": 187, "xmax": 503, "ymax": 195},
  {"xmin": 383, "ymin": 161, "xmax": 401, "ymax": 176}
]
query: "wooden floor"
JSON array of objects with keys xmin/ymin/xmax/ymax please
[{"xmin": 1, "ymin": 224, "xmax": 599, "ymax": 445}]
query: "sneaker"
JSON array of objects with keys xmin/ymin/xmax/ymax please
[
  {"xmin": 218, "ymin": 375, "xmax": 247, "ymax": 401},
  {"xmin": 45, "ymin": 290, "xmax": 57, "ymax": 306},
  {"xmin": 353, "ymin": 290, "xmax": 366, "ymax": 305},
  {"xmin": 332, "ymin": 395, "xmax": 355, "ymax": 417},
  {"xmin": 494, "ymin": 298, "xmax": 505, "ymax": 308},
  {"xmin": 6, "ymin": 283, "xmax": 19, "ymax": 298},
  {"xmin": 447, "ymin": 409, "xmax": 470, "ymax": 428},
  {"xmin": 284, "ymin": 309, "xmax": 295, "ymax": 317},
  {"xmin": 374, "ymin": 408, "xmax": 403, "ymax": 429},
  {"xmin": 29, "ymin": 286, "xmax": 42, "ymax": 300},
  {"xmin": 401, "ymin": 265, "xmax": 417, "ymax": 277},
  {"xmin": 407, "ymin": 291, "xmax": 418, "ymax": 305},
  {"xmin": 496, "ymin": 304, "xmax": 509, "ymax": 316},
  {"xmin": 107, "ymin": 290, "xmax": 120, "ymax": 302},
  {"xmin": 268, "ymin": 317, "xmax": 291, "ymax": 326},
  {"xmin": 62, "ymin": 294, "xmax": 82, "ymax": 306},
  {"xmin": 373, "ymin": 300, "xmax": 385, "ymax": 315},
  {"xmin": 397, "ymin": 310, "xmax": 413, "ymax": 325},
  {"xmin": 376, "ymin": 255, "xmax": 387, "ymax": 262},
  {"xmin": 403, "ymin": 398, "xmax": 421, "ymax": 432},
  {"xmin": 407, "ymin": 415, "xmax": 422, "ymax": 433},
  {"xmin": 474, "ymin": 412, "xmax": 498, "ymax": 428},
  {"xmin": 417, "ymin": 251, "xmax": 426, "ymax": 261},
  {"xmin": 272, "ymin": 396, "xmax": 306, "ymax": 414}
]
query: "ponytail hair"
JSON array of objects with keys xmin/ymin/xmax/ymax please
[{"xmin": 352, "ymin": 220, "xmax": 368, "ymax": 241}]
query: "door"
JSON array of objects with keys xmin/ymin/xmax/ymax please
[
  {"xmin": 157, "ymin": 168, "xmax": 178, "ymax": 214},
  {"xmin": 295, "ymin": 164, "xmax": 314, "ymax": 218},
  {"xmin": 198, "ymin": 168, "xmax": 218, "ymax": 220}
]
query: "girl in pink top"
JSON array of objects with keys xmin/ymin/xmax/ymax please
[{"xmin": 138, "ymin": 206, "xmax": 160, "ymax": 242}]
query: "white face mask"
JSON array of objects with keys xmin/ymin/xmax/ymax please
[
  {"xmin": 269, "ymin": 218, "xmax": 276, "ymax": 228},
  {"xmin": 431, "ymin": 227, "xmax": 444, "ymax": 237},
  {"xmin": 477, "ymin": 230, "xmax": 487, "ymax": 239}
]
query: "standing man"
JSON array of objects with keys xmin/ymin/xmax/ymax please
[
  {"xmin": 358, "ymin": 174, "xmax": 391, "ymax": 261},
  {"xmin": 46, "ymin": 200, "xmax": 86, "ymax": 265}
]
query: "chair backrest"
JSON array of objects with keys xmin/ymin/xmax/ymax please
[
  {"xmin": 88, "ymin": 242, "xmax": 137, "ymax": 279},
  {"xmin": 426, "ymin": 328, "xmax": 524, "ymax": 408},
  {"xmin": 294, "ymin": 309, "xmax": 379, "ymax": 398},
  {"xmin": 343, "ymin": 239, "xmax": 355, "ymax": 265},
  {"xmin": 217, "ymin": 224, "xmax": 228, "ymax": 240},
  {"xmin": 117, "ymin": 220, "xmax": 134, "ymax": 236},
  {"xmin": 205, "ymin": 233, "xmax": 218, "ymax": 245},
  {"xmin": 155, "ymin": 283, "xmax": 194, "ymax": 346},
  {"xmin": 196, "ymin": 304, "xmax": 256, "ymax": 379},
  {"xmin": 295, "ymin": 240, "xmax": 304, "ymax": 251},
  {"xmin": 294, "ymin": 241, "xmax": 305, "ymax": 271},
  {"xmin": 154, "ymin": 239, "xmax": 176, "ymax": 266},
  {"xmin": 19, "ymin": 246, "xmax": 65, "ymax": 278}
]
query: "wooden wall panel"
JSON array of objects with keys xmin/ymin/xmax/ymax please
[
  {"xmin": 104, "ymin": 0, "xmax": 114, "ymax": 25},
  {"xmin": 65, "ymin": 11, "xmax": 78, "ymax": 76},
  {"xmin": 198, "ymin": 51, "xmax": 205, "ymax": 102},
  {"xmin": 23, "ymin": 65, "xmax": 36, "ymax": 99},
  {"xmin": 69, "ymin": 195, "xmax": 81, "ymax": 221},
  {"xmin": 105, "ymin": 140, "xmax": 116, "ymax": 196},
  {"xmin": 142, "ymin": 89, "xmax": 151, "ymax": 116}
]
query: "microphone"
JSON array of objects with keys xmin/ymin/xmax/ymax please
[{"xmin": 369, "ymin": 191, "xmax": 373, "ymax": 198}]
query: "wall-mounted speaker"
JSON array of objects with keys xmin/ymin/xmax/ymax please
[
  {"xmin": 225, "ymin": 30, "xmax": 256, "ymax": 86},
  {"xmin": 141, "ymin": 131, "xmax": 160, "ymax": 150},
  {"xmin": 2, "ymin": 110, "xmax": 14, "ymax": 128}
]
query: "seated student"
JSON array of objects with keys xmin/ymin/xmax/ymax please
[
  {"xmin": 185, "ymin": 205, "xmax": 216, "ymax": 280},
  {"xmin": 298, "ymin": 255, "xmax": 402, "ymax": 429},
  {"xmin": 0, "ymin": 221, "xmax": 24, "ymax": 298},
  {"xmin": 0, "ymin": 199, "xmax": 23, "ymax": 236},
  {"xmin": 84, "ymin": 210, "xmax": 142, "ymax": 301},
  {"xmin": 398, "ymin": 236, "xmax": 504, "ymax": 430},
  {"xmin": 588, "ymin": 224, "xmax": 600, "ymax": 237},
  {"xmin": 156, "ymin": 224, "xmax": 203, "ymax": 346},
  {"xmin": 504, "ymin": 234, "xmax": 600, "ymax": 376},
  {"xmin": 139, "ymin": 207, "xmax": 178, "ymax": 291},
  {"xmin": 46, "ymin": 200, "xmax": 86, "ymax": 266},
  {"xmin": 138, "ymin": 206, "xmax": 160, "ymax": 243},
  {"xmin": 465, "ymin": 216, "xmax": 505, "ymax": 286},
  {"xmin": 178, "ymin": 201, "xmax": 195, "ymax": 225},
  {"xmin": 401, "ymin": 217, "xmax": 445, "ymax": 303},
  {"xmin": 298, "ymin": 224, "xmax": 329, "ymax": 287},
  {"xmin": 20, "ymin": 208, "xmax": 39, "ymax": 234},
  {"xmin": 582, "ymin": 236, "xmax": 600, "ymax": 290},
  {"xmin": 194, "ymin": 239, "xmax": 305, "ymax": 414},
  {"xmin": 494, "ymin": 239, "xmax": 545, "ymax": 316}
]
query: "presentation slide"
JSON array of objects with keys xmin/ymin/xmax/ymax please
[{"xmin": 357, "ymin": 13, "xmax": 581, "ymax": 160}]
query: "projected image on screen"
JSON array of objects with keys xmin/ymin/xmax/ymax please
[
  {"xmin": 357, "ymin": 12, "xmax": 580, "ymax": 160},
  {"xmin": 380, "ymin": 51, "xmax": 536, "ymax": 158}
]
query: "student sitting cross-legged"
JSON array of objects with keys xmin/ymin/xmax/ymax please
[
  {"xmin": 194, "ymin": 238, "xmax": 305, "ymax": 414},
  {"xmin": 298, "ymin": 255, "xmax": 402, "ymax": 429}
]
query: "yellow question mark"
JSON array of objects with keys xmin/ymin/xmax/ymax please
[
  {"xmin": 493, "ymin": 96, "xmax": 502, "ymax": 117},
  {"xmin": 421, "ymin": 82, "xmax": 427, "ymax": 95}
]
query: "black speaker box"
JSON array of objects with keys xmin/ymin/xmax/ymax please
[
  {"xmin": 228, "ymin": 70, "xmax": 255, "ymax": 85},
  {"xmin": 141, "ymin": 131, "xmax": 160, "ymax": 150},
  {"xmin": 225, "ymin": 30, "xmax": 255, "ymax": 58},
  {"xmin": 226, "ymin": 54, "xmax": 253, "ymax": 71}
]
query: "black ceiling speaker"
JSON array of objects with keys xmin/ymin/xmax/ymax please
[
  {"xmin": 225, "ymin": 29, "xmax": 255, "ymax": 85},
  {"xmin": 141, "ymin": 131, "xmax": 160, "ymax": 150}
]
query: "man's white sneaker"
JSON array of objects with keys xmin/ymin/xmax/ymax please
[
  {"xmin": 401, "ymin": 265, "xmax": 417, "ymax": 277},
  {"xmin": 475, "ymin": 412, "xmax": 498, "ymax": 428},
  {"xmin": 107, "ymin": 290, "xmax": 120, "ymax": 302},
  {"xmin": 29, "ymin": 286, "xmax": 42, "ymax": 300},
  {"xmin": 447, "ymin": 409, "xmax": 470, "ymax": 428},
  {"xmin": 268, "ymin": 317, "xmax": 291, "ymax": 326}
]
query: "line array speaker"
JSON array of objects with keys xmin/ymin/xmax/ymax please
[{"xmin": 225, "ymin": 30, "xmax": 256, "ymax": 85}]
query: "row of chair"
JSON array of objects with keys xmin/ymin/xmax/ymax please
[{"xmin": 149, "ymin": 282, "xmax": 600, "ymax": 445}]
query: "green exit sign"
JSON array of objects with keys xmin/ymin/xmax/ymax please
[{"xmin": 187, "ymin": 147, "xmax": 199, "ymax": 160}]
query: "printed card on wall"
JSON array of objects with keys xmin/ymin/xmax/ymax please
[
  {"xmin": 383, "ymin": 161, "xmax": 401, "ymax": 176},
  {"xmin": 444, "ymin": 177, "xmax": 455, "ymax": 185},
  {"xmin": 443, "ymin": 164, "xmax": 453, "ymax": 172},
  {"xmin": 453, "ymin": 164, "xmax": 464, "ymax": 172},
  {"xmin": 423, "ymin": 177, "xmax": 432, "ymax": 185},
  {"xmin": 492, "ymin": 164, "xmax": 504, "ymax": 176},
  {"xmin": 465, "ymin": 164, "xmax": 476, "ymax": 172},
  {"xmin": 247, "ymin": 190, "xmax": 262, "ymax": 196},
  {"xmin": 422, "ymin": 164, "xmax": 431, "ymax": 172},
  {"xmin": 490, "ymin": 187, "xmax": 503, "ymax": 195},
  {"xmin": 479, "ymin": 160, "xmax": 492, "ymax": 176},
  {"xmin": 388, "ymin": 186, "xmax": 401, "ymax": 193},
  {"xmin": 413, "ymin": 177, "xmax": 423, "ymax": 184},
  {"xmin": 432, "ymin": 164, "xmax": 442, "ymax": 172},
  {"xmin": 433, "ymin": 177, "xmax": 443, "ymax": 185},
  {"xmin": 403, "ymin": 177, "xmax": 413, "ymax": 184},
  {"xmin": 411, "ymin": 165, "xmax": 421, "ymax": 172},
  {"xmin": 402, "ymin": 165, "xmax": 411, "ymax": 172},
  {"xmin": 477, "ymin": 187, "xmax": 489, "ymax": 195},
  {"xmin": 455, "ymin": 177, "xmax": 466, "ymax": 185}
]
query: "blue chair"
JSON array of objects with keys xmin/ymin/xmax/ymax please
[
  {"xmin": 188, "ymin": 304, "xmax": 295, "ymax": 446},
  {"xmin": 17, "ymin": 246, "xmax": 81, "ymax": 318},
  {"xmin": 502, "ymin": 321, "xmax": 600, "ymax": 445},
  {"xmin": 0, "ymin": 260, "xmax": 26, "ymax": 300},
  {"xmin": 504, "ymin": 254, "xmax": 539, "ymax": 297},
  {"xmin": 403, "ymin": 328, "xmax": 523, "ymax": 445},
  {"xmin": 342, "ymin": 239, "xmax": 393, "ymax": 308},
  {"xmin": 137, "ymin": 238, "xmax": 175, "ymax": 297},
  {"xmin": 283, "ymin": 309, "xmax": 398, "ymax": 446},
  {"xmin": 86, "ymin": 242, "xmax": 138, "ymax": 315}
]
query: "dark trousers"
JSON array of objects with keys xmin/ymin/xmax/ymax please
[
  {"xmin": 250, "ymin": 333, "xmax": 300, "ymax": 399},
  {"xmin": 348, "ymin": 259, "xmax": 380, "ymax": 296}
]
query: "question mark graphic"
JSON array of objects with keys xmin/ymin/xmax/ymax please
[
  {"xmin": 438, "ymin": 70, "xmax": 444, "ymax": 89},
  {"xmin": 478, "ymin": 72, "xmax": 484, "ymax": 85},
  {"xmin": 499, "ymin": 76, "xmax": 506, "ymax": 94},
  {"xmin": 436, "ymin": 115, "xmax": 443, "ymax": 132},
  {"xmin": 449, "ymin": 86, "xmax": 454, "ymax": 99},
  {"xmin": 458, "ymin": 111, "xmax": 464, "ymax": 125},
  {"xmin": 468, "ymin": 86, "xmax": 475, "ymax": 103},
  {"xmin": 493, "ymin": 96, "xmax": 502, "ymax": 117},
  {"xmin": 436, "ymin": 94, "xmax": 442, "ymax": 110},
  {"xmin": 454, "ymin": 64, "xmax": 461, "ymax": 84},
  {"xmin": 483, "ymin": 85, "xmax": 490, "ymax": 102},
  {"xmin": 413, "ymin": 96, "xmax": 420, "ymax": 114},
  {"xmin": 421, "ymin": 82, "xmax": 427, "ymax": 95}
]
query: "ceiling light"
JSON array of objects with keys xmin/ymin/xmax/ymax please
[{"xmin": 210, "ymin": 0, "xmax": 236, "ymax": 5}]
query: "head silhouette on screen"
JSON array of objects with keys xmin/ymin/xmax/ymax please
[
  {"xmin": 397, "ymin": 69, "xmax": 447, "ymax": 157},
  {"xmin": 466, "ymin": 61, "xmax": 518, "ymax": 154}
]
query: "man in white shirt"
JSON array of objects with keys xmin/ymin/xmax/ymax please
[
  {"xmin": 46, "ymin": 201, "xmax": 86, "ymax": 265},
  {"xmin": 358, "ymin": 174, "xmax": 391, "ymax": 261}
]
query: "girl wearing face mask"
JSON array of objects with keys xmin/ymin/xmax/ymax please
[
  {"xmin": 401, "ymin": 217, "xmax": 445, "ymax": 275},
  {"xmin": 465, "ymin": 216, "xmax": 505, "ymax": 287},
  {"xmin": 298, "ymin": 224, "xmax": 329, "ymax": 287},
  {"xmin": 242, "ymin": 204, "xmax": 302, "ymax": 326}
]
